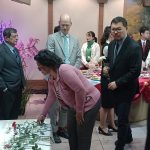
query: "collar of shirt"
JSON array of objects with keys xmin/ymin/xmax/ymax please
[
  {"xmin": 4, "ymin": 41, "xmax": 14, "ymax": 53},
  {"xmin": 60, "ymin": 32, "xmax": 69, "ymax": 38},
  {"xmin": 141, "ymin": 39, "xmax": 146, "ymax": 46}
]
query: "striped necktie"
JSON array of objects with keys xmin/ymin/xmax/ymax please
[{"xmin": 113, "ymin": 42, "xmax": 119, "ymax": 63}]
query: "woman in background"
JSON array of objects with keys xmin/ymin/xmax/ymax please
[
  {"xmin": 98, "ymin": 26, "xmax": 117, "ymax": 136},
  {"xmin": 35, "ymin": 49, "xmax": 100, "ymax": 150},
  {"xmin": 100, "ymin": 26, "xmax": 113, "ymax": 57},
  {"xmin": 81, "ymin": 31, "xmax": 100, "ymax": 69}
]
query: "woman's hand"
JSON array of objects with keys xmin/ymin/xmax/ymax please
[
  {"xmin": 37, "ymin": 114, "xmax": 46, "ymax": 124},
  {"xmin": 76, "ymin": 112, "xmax": 84, "ymax": 125}
]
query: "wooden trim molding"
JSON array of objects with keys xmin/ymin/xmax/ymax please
[
  {"xmin": 123, "ymin": 0, "xmax": 127, "ymax": 16},
  {"xmin": 48, "ymin": 0, "xmax": 53, "ymax": 34},
  {"xmin": 98, "ymin": 3, "xmax": 104, "ymax": 44},
  {"xmin": 27, "ymin": 80, "xmax": 48, "ymax": 90}
]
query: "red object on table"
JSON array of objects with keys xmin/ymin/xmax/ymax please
[{"xmin": 95, "ymin": 78, "xmax": 150, "ymax": 103}]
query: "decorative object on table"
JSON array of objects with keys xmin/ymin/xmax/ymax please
[{"xmin": 2, "ymin": 121, "xmax": 52, "ymax": 150}]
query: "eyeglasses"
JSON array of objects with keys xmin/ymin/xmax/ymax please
[{"xmin": 111, "ymin": 28, "xmax": 122, "ymax": 33}]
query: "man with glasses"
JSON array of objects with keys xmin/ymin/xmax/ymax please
[
  {"xmin": 0, "ymin": 28, "xmax": 25, "ymax": 120},
  {"xmin": 105, "ymin": 16, "xmax": 142, "ymax": 150},
  {"xmin": 46, "ymin": 14, "xmax": 81, "ymax": 143}
]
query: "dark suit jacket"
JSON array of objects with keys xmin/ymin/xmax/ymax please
[
  {"xmin": 107, "ymin": 36, "xmax": 142, "ymax": 103},
  {"xmin": 137, "ymin": 39, "xmax": 150, "ymax": 61},
  {"xmin": 0, "ymin": 42, "xmax": 25, "ymax": 92}
]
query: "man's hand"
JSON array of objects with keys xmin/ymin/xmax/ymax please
[
  {"xmin": 76, "ymin": 112, "xmax": 84, "ymax": 125},
  {"xmin": 108, "ymin": 81, "xmax": 117, "ymax": 90}
]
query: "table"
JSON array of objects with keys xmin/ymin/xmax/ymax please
[
  {"xmin": 87, "ymin": 72, "xmax": 150, "ymax": 122},
  {"xmin": 0, "ymin": 119, "xmax": 52, "ymax": 150}
]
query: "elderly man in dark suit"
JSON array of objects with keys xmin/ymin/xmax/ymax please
[
  {"xmin": 104, "ymin": 17, "xmax": 142, "ymax": 150},
  {"xmin": 137, "ymin": 26, "xmax": 150, "ymax": 62},
  {"xmin": 0, "ymin": 28, "xmax": 25, "ymax": 120}
]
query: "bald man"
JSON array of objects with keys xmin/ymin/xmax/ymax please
[{"xmin": 46, "ymin": 14, "xmax": 81, "ymax": 143}]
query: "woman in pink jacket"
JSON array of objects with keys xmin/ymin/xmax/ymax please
[{"xmin": 35, "ymin": 49, "xmax": 100, "ymax": 150}]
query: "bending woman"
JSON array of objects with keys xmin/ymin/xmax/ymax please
[{"xmin": 35, "ymin": 49, "xmax": 100, "ymax": 150}]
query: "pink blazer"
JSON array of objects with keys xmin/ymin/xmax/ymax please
[{"xmin": 42, "ymin": 64, "xmax": 100, "ymax": 116}]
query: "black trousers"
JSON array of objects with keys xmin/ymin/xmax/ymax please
[
  {"xmin": 0, "ymin": 89, "xmax": 22, "ymax": 120},
  {"xmin": 67, "ymin": 98, "xmax": 100, "ymax": 150},
  {"xmin": 115, "ymin": 102, "xmax": 132, "ymax": 150},
  {"xmin": 145, "ymin": 104, "xmax": 150, "ymax": 150}
]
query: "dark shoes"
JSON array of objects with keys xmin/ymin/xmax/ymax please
[
  {"xmin": 57, "ymin": 127, "xmax": 69, "ymax": 139},
  {"xmin": 53, "ymin": 132, "xmax": 61, "ymax": 143},
  {"xmin": 108, "ymin": 125, "xmax": 118, "ymax": 132},
  {"xmin": 98, "ymin": 126, "xmax": 112, "ymax": 136}
]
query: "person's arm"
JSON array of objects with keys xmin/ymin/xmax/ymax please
[
  {"xmin": 103, "ymin": 45, "xmax": 108, "ymax": 57},
  {"xmin": 74, "ymin": 39, "xmax": 81, "ymax": 68},
  {"xmin": 41, "ymin": 81, "xmax": 56, "ymax": 116},
  {"xmin": 45, "ymin": 34, "xmax": 55, "ymax": 52},
  {"xmin": 91, "ymin": 43, "xmax": 100, "ymax": 65},
  {"xmin": 60, "ymin": 69, "xmax": 86, "ymax": 113},
  {"xmin": 0, "ymin": 50, "xmax": 7, "ymax": 91},
  {"xmin": 115, "ymin": 45, "xmax": 142, "ymax": 88},
  {"xmin": 81, "ymin": 43, "xmax": 88, "ymax": 66}
]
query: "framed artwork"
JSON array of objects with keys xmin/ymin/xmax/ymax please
[{"xmin": 124, "ymin": 0, "xmax": 150, "ymax": 40}]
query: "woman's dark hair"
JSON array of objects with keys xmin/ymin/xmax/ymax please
[
  {"xmin": 100, "ymin": 26, "xmax": 111, "ymax": 46},
  {"xmin": 34, "ymin": 49, "xmax": 63, "ymax": 70},
  {"xmin": 87, "ymin": 31, "xmax": 97, "ymax": 42}
]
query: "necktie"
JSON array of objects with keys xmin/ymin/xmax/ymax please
[
  {"xmin": 142, "ymin": 41, "xmax": 146, "ymax": 52},
  {"xmin": 13, "ymin": 48, "xmax": 20, "ymax": 63},
  {"xmin": 63, "ymin": 36, "xmax": 70, "ymax": 64},
  {"xmin": 113, "ymin": 42, "xmax": 119, "ymax": 63}
]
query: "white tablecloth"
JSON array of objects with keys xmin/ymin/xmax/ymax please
[{"xmin": 0, "ymin": 119, "xmax": 52, "ymax": 150}]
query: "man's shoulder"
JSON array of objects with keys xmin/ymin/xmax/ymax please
[{"xmin": 48, "ymin": 32, "xmax": 60, "ymax": 39}]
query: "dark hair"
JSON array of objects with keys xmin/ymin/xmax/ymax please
[
  {"xmin": 87, "ymin": 31, "xmax": 97, "ymax": 42},
  {"xmin": 54, "ymin": 25, "xmax": 60, "ymax": 33},
  {"xmin": 3, "ymin": 28, "xmax": 17, "ymax": 38},
  {"xmin": 100, "ymin": 26, "xmax": 111, "ymax": 46},
  {"xmin": 34, "ymin": 49, "xmax": 63, "ymax": 71},
  {"xmin": 111, "ymin": 16, "xmax": 128, "ymax": 28},
  {"xmin": 139, "ymin": 26, "xmax": 149, "ymax": 35}
]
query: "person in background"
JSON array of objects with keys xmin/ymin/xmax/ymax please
[
  {"xmin": 98, "ymin": 26, "xmax": 117, "ymax": 136},
  {"xmin": 54, "ymin": 25, "xmax": 60, "ymax": 33},
  {"xmin": 0, "ymin": 28, "xmax": 25, "ymax": 120},
  {"xmin": 137, "ymin": 26, "xmax": 150, "ymax": 69},
  {"xmin": 35, "ymin": 50, "xmax": 100, "ymax": 150},
  {"xmin": 100, "ymin": 26, "xmax": 113, "ymax": 57},
  {"xmin": 81, "ymin": 31, "xmax": 100, "ymax": 69},
  {"xmin": 46, "ymin": 13, "xmax": 81, "ymax": 143},
  {"xmin": 107, "ymin": 16, "xmax": 142, "ymax": 150}
]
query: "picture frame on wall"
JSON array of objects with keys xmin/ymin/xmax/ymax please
[{"xmin": 124, "ymin": 0, "xmax": 150, "ymax": 40}]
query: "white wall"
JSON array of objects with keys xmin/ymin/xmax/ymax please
[
  {"xmin": 53, "ymin": 0, "xmax": 99, "ymax": 45},
  {"xmin": 104, "ymin": 0, "xmax": 124, "ymax": 28},
  {"xmin": 0, "ymin": 0, "xmax": 48, "ymax": 79},
  {"xmin": 0, "ymin": 0, "xmax": 124, "ymax": 79}
]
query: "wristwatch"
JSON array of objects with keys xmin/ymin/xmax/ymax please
[{"xmin": 3, "ymin": 88, "xmax": 8, "ymax": 93}]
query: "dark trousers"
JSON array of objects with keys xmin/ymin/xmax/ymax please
[
  {"xmin": 115, "ymin": 102, "xmax": 132, "ymax": 150},
  {"xmin": 0, "ymin": 89, "xmax": 22, "ymax": 120},
  {"xmin": 67, "ymin": 98, "xmax": 100, "ymax": 150},
  {"xmin": 145, "ymin": 104, "xmax": 150, "ymax": 150}
]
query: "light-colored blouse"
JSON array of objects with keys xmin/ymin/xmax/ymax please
[{"xmin": 81, "ymin": 42, "xmax": 100, "ymax": 65}]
